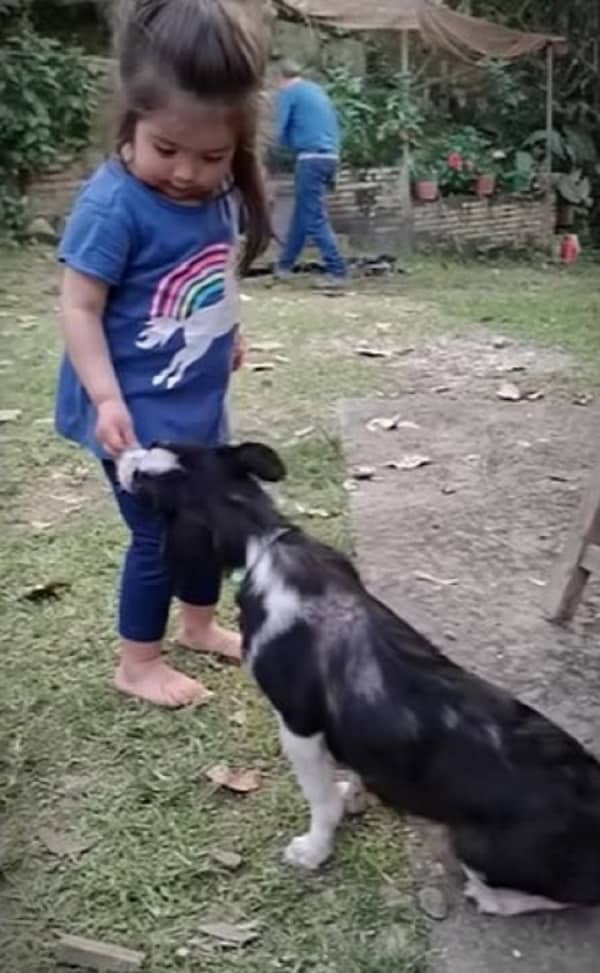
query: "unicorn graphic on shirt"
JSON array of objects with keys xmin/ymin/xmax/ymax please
[{"xmin": 136, "ymin": 243, "xmax": 238, "ymax": 390}]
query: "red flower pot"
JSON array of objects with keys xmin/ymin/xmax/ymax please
[
  {"xmin": 475, "ymin": 173, "xmax": 496, "ymax": 198},
  {"xmin": 414, "ymin": 179, "xmax": 439, "ymax": 202}
]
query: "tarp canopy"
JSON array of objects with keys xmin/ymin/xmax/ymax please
[{"xmin": 273, "ymin": 0, "xmax": 566, "ymax": 61}]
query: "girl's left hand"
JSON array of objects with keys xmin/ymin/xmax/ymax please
[{"xmin": 232, "ymin": 330, "xmax": 246, "ymax": 372}]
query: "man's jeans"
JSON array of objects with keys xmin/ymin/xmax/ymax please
[{"xmin": 279, "ymin": 156, "xmax": 347, "ymax": 279}]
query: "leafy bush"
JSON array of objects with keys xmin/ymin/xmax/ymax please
[
  {"xmin": 324, "ymin": 66, "xmax": 427, "ymax": 167},
  {"xmin": 0, "ymin": 8, "xmax": 96, "ymax": 238}
]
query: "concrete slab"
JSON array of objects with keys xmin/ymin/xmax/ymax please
[{"xmin": 339, "ymin": 394, "xmax": 600, "ymax": 973}]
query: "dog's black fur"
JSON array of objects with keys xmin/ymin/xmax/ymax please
[{"xmin": 123, "ymin": 441, "xmax": 600, "ymax": 909}]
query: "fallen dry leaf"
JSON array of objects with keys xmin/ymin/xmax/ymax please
[
  {"xmin": 497, "ymin": 381, "xmax": 522, "ymax": 402},
  {"xmin": 229, "ymin": 709, "xmax": 246, "ymax": 727},
  {"xmin": 21, "ymin": 580, "xmax": 71, "ymax": 602},
  {"xmin": 239, "ymin": 293, "xmax": 253, "ymax": 303},
  {"xmin": 210, "ymin": 849, "xmax": 243, "ymax": 870},
  {"xmin": 414, "ymin": 571, "xmax": 458, "ymax": 587},
  {"xmin": 293, "ymin": 425, "xmax": 314, "ymax": 439},
  {"xmin": 30, "ymin": 520, "xmax": 54, "ymax": 531},
  {"xmin": 38, "ymin": 827, "xmax": 95, "ymax": 858},
  {"xmin": 354, "ymin": 345, "xmax": 392, "ymax": 359},
  {"xmin": 246, "ymin": 361, "xmax": 275, "ymax": 372},
  {"xmin": 366, "ymin": 415, "xmax": 419, "ymax": 432},
  {"xmin": 206, "ymin": 764, "xmax": 261, "ymax": 794},
  {"xmin": 196, "ymin": 920, "xmax": 260, "ymax": 947},
  {"xmin": 0, "ymin": 408, "xmax": 22, "ymax": 423},
  {"xmin": 295, "ymin": 503, "xmax": 333, "ymax": 519},
  {"xmin": 525, "ymin": 390, "xmax": 544, "ymax": 401},
  {"xmin": 573, "ymin": 393, "xmax": 593, "ymax": 406},
  {"xmin": 351, "ymin": 465, "xmax": 376, "ymax": 480},
  {"xmin": 384, "ymin": 455, "xmax": 431, "ymax": 471},
  {"xmin": 274, "ymin": 355, "xmax": 290, "ymax": 364},
  {"xmin": 250, "ymin": 340, "xmax": 283, "ymax": 353}
]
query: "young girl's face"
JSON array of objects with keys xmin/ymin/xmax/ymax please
[{"xmin": 127, "ymin": 93, "xmax": 237, "ymax": 203}]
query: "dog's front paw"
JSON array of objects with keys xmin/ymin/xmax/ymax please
[{"xmin": 284, "ymin": 834, "xmax": 331, "ymax": 870}]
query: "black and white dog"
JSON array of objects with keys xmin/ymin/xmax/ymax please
[{"xmin": 118, "ymin": 442, "xmax": 600, "ymax": 916}]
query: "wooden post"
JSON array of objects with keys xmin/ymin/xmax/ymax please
[
  {"xmin": 545, "ymin": 43, "xmax": 554, "ymax": 194},
  {"xmin": 401, "ymin": 29, "xmax": 410, "ymax": 172},
  {"xmin": 544, "ymin": 451, "xmax": 600, "ymax": 622}
]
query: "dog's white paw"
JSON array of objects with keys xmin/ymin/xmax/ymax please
[
  {"xmin": 284, "ymin": 834, "xmax": 331, "ymax": 870},
  {"xmin": 336, "ymin": 779, "xmax": 369, "ymax": 816}
]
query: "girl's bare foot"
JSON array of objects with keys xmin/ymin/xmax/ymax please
[
  {"xmin": 177, "ymin": 603, "xmax": 242, "ymax": 665},
  {"xmin": 114, "ymin": 640, "xmax": 213, "ymax": 707}
]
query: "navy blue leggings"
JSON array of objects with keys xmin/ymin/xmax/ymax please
[{"xmin": 104, "ymin": 463, "xmax": 221, "ymax": 642}]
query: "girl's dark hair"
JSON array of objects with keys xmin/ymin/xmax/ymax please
[{"xmin": 115, "ymin": 0, "xmax": 270, "ymax": 271}]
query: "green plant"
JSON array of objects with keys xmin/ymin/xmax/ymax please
[
  {"xmin": 496, "ymin": 149, "xmax": 537, "ymax": 193},
  {"xmin": 0, "ymin": 10, "xmax": 96, "ymax": 237},
  {"xmin": 324, "ymin": 67, "xmax": 427, "ymax": 168},
  {"xmin": 553, "ymin": 169, "xmax": 592, "ymax": 208}
]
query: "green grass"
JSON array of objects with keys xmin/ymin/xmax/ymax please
[{"xmin": 1, "ymin": 247, "xmax": 600, "ymax": 972}]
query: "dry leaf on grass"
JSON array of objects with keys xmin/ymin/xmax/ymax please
[
  {"xmin": 21, "ymin": 580, "xmax": 71, "ymax": 602},
  {"xmin": 497, "ymin": 381, "xmax": 522, "ymax": 401},
  {"xmin": 0, "ymin": 408, "xmax": 22, "ymax": 423},
  {"xmin": 573, "ymin": 393, "xmax": 593, "ymax": 406},
  {"xmin": 246, "ymin": 361, "xmax": 275, "ymax": 372},
  {"xmin": 250, "ymin": 340, "xmax": 283, "ymax": 353},
  {"xmin": 294, "ymin": 503, "xmax": 333, "ymax": 519},
  {"xmin": 292, "ymin": 425, "xmax": 314, "ymax": 439},
  {"xmin": 196, "ymin": 920, "xmax": 261, "ymax": 947},
  {"xmin": 38, "ymin": 827, "xmax": 95, "ymax": 858},
  {"xmin": 30, "ymin": 520, "xmax": 54, "ymax": 531},
  {"xmin": 354, "ymin": 345, "xmax": 392, "ymax": 359},
  {"xmin": 525, "ymin": 390, "xmax": 544, "ymax": 401},
  {"xmin": 383, "ymin": 455, "xmax": 431, "ymax": 471},
  {"xmin": 206, "ymin": 764, "xmax": 261, "ymax": 793},
  {"xmin": 210, "ymin": 849, "xmax": 243, "ymax": 870}
]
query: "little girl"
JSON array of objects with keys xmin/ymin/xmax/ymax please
[{"xmin": 56, "ymin": 0, "xmax": 270, "ymax": 707}]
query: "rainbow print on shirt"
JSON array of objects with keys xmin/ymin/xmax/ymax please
[{"xmin": 136, "ymin": 242, "xmax": 237, "ymax": 390}]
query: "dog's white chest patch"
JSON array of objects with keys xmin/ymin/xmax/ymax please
[{"xmin": 246, "ymin": 540, "xmax": 302, "ymax": 661}]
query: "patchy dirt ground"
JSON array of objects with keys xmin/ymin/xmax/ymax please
[{"xmin": 340, "ymin": 343, "xmax": 600, "ymax": 972}]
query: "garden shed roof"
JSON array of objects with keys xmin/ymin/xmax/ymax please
[{"xmin": 273, "ymin": 0, "xmax": 566, "ymax": 61}]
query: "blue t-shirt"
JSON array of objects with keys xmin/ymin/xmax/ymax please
[
  {"xmin": 56, "ymin": 159, "xmax": 239, "ymax": 458},
  {"xmin": 275, "ymin": 80, "xmax": 340, "ymax": 156}
]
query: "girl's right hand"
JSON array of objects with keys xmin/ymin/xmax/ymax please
[{"xmin": 95, "ymin": 398, "xmax": 138, "ymax": 456}]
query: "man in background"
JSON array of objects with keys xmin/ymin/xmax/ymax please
[{"xmin": 274, "ymin": 59, "xmax": 347, "ymax": 289}]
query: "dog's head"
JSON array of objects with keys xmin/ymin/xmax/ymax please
[{"xmin": 117, "ymin": 442, "xmax": 286, "ymax": 571}]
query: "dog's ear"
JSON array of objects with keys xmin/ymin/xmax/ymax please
[{"xmin": 227, "ymin": 442, "xmax": 286, "ymax": 483}]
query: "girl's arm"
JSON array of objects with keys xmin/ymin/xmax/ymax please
[{"xmin": 60, "ymin": 267, "xmax": 137, "ymax": 455}]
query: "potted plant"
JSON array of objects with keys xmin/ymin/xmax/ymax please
[
  {"xmin": 411, "ymin": 152, "xmax": 440, "ymax": 202},
  {"xmin": 437, "ymin": 126, "xmax": 493, "ymax": 197}
]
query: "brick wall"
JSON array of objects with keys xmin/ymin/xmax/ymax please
[
  {"xmin": 412, "ymin": 194, "xmax": 554, "ymax": 251},
  {"xmin": 27, "ymin": 158, "xmax": 554, "ymax": 253},
  {"xmin": 271, "ymin": 171, "xmax": 553, "ymax": 253}
]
